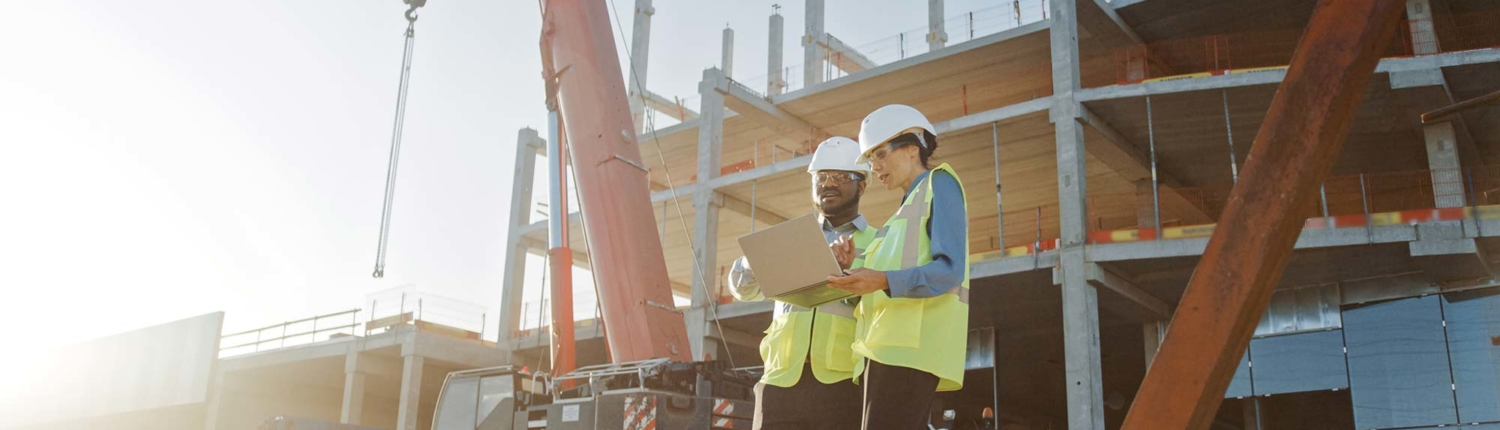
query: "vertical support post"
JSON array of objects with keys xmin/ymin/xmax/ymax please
[
  {"xmin": 504, "ymin": 135, "xmax": 543, "ymax": 349},
  {"xmin": 1223, "ymin": 90, "xmax": 1240, "ymax": 184},
  {"xmin": 1320, "ymin": 183, "xmax": 1330, "ymax": 217},
  {"xmin": 1242, "ymin": 398, "xmax": 1264, "ymax": 430},
  {"xmin": 1049, "ymin": 0, "xmax": 1105, "ymax": 428},
  {"xmin": 928, "ymin": 0, "xmax": 947, "ymax": 52},
  {"xmin": 1423, "ymin": 121, "xmax": 1465, "ymax": 208},
  {"xmin": 1147, "ymin": 96, "xmax": 1162, "ymax": 234},
  {"xmin": 803, "ymin": 0, "xmax": 826, "ymax": 87},
  {"xmin": 688, "ymin": 68, "xmax": 728, "ymax": 361},
  {"xmin": 722, "ymin": 27, "xmax": 735, "ymax": 80},
  {"xmin": 768, "ymin": 10, "xmax": 786, "ymax": 96},
  {"xmin": 341, "ymin": 353, "xmax": 368, "ymax": 425},
  {"xmin": 396, "ymin": 353, "xmax": 424, "ymax": 430},
  {"xmin": 993, "ymin": 123, "xmax": 1005, "ymax": 249},
  {"xmin": 548, "ymin": 111, "xmax": 576, "ymax": 379},
  {"xmin": 1143, "ymin": 320, "xmax": 1167, "ymax": 369},
  {"xmin": 1135, "ymin": 180, "xmax": 1157, "ymax": 237},
  {"xmin": 1406, "ymin": 0, "xmax": 1439, "ymax": 55},
  {"xmin": 627, "ymin": 0, "xmax": 656, "ymax": 132},
  {"xmin": 204, "ymin": 371, "xmax": 227, "ymax": 430},
  {"xmin": 1361, "ymin": 173, "xmax": 1374, "ymax": 243}
]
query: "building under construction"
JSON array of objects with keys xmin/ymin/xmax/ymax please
[
  {"xmin": 501, "ymin": 0, "xmax": 1500, "ymax": 428},
  {"xmin": 16, "ymin": 1, "xmax": 1500, "ymax": 430}
]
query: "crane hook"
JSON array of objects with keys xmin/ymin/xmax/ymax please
[{"xmin": 405, "ymin": 5, "xmax": 419, "ymax": 23}]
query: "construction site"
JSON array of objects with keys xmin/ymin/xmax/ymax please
[{"xmin": 15, "ymin": 0, "xmax": 1500, "ymax": 429}]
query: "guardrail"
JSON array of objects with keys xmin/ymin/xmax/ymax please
[{"xmin": 218, "ymin": 309, "xmax": 362, "ymax": 357}]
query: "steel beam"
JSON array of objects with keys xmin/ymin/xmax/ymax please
[
  {"xmin": 1053, "ymin": 263, "xmax": 1172, "ymax": 322},
  {"xmin": 1120, "ymin": 2, "xmax": 1407, "ymax": 429},
  {"xmin": 709, "ymin": 69, "xmax": 824, "ymax": 137},
  {"xmin": 820, "ymin": 33, "xmax": 877, "ymax": 74},
  {"xmin": 640, "ymin": 89, "xmax": 699, "ymax": 122}
]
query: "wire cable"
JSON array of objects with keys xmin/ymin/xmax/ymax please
[{"xmin": 372, "ymin": 6, "xmax": 420, "ymax": 278}]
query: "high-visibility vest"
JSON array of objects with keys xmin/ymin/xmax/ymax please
[
  {"xmin": 852, "ymin": 164, "xmax": 970, "ymax": 392},
  {"xmin": 759, "ymin": 223, "xmax": 878, "ymax": 388}
]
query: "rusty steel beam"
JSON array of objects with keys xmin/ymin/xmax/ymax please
[{"xmin": 1120, "ymin": 2, "xmax": 1407, "ymax": 429}]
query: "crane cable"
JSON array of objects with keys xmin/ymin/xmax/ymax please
[{"xmin": 372, "ymin": 3, "xmax": 421, "ymax": 278}]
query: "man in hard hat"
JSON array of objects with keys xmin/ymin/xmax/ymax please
[
  {"xmin": 728, "ymin": 136, "xmax": 878, "ymax": 430},
  {"xmin": 828, "ymin": 104, "xmax": 970, "ymax": 430}
]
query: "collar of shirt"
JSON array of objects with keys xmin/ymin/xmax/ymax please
[
  {"xmin": 819, "ymin": 214, "xmax": 870, "ymax": 235},
  {"xmin": 903, "ymin": 169, "xmax": 933, "ymax": 202}
]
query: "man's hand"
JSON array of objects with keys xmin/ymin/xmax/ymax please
[
  {"xmin": 827, "ymin": 268, "xmax": 887, "ymax": 296},
  {"xmin": 831, "ymin": 235, "xmax": 855, "ymax": 271}
]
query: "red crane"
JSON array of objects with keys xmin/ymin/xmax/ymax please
[{"xmin": 537, "ymin": 0, "xmax": 693, "ymax": 377}]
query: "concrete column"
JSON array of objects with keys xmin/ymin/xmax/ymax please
[
  {"xmin": 1424, "ymin": 121, "xmax": 1465, "ymax": 208},
  {"xmin": 396, "ymin": 354, "xmax": 425, "ymax": 430},
  {"xmin": 1049, "ymin": 0, "xmax": 1106, "ymax": 428},
  {"xmin": 627, "ymin": 0, "xmax": 656, "ymax": 132},
  {"xmin": 768, "ymin": 12, "xmax": 785, "ymax": 96},
  {"xmin": 203, "ymin": 370, "xmax": 228, "ymax": 430},
  {"xmin": 341, "ymin": 353, "xmax": 368, "ymax": 425},
  {"xmin": 501, "ymin": 129, "xmax": 543, "ymax": 351},
  {"xmin": 1406, "ymin": 0, "xmax": 1439, "ymax": 55},
  {"xmin": 803, "ymin": 0, "xmax": 826, "ymax": 87},
  {"xmin": 722, "ymin": 27, "xmax": 735, "ymax": 80},
  {"xmin": 928, "ymin": 0, "xmax": 947, "ymax": 52},
  {"xmin": 688, "ymin": 68, "xmax": 727, "ymax": 361}
]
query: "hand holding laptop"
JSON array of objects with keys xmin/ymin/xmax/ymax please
[{"xmin": 827, "ymin": 268, "xmax": 887, "ymax": 295}]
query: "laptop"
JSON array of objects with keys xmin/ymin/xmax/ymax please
[{"xmin": 736, "ymin": 214, "xmax": 854, "ymax": 308}]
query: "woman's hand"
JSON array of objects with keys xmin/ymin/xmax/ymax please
[
  {"xmin": 827, "ymin": 268, "xmax": 888, "ymax": 296},
  {"xmin": 830, "ymin": 235, "xmax": 855, "ymax": 271}
]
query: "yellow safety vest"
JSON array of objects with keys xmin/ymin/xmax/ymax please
[
  {"xmin": 852, "ymin": 164, "xmax": 970, "ymax": 391},
  {"xmin": 759, "ymin": 223, "xmax": 878, "ymax": 388}
]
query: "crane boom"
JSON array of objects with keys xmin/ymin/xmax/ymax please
[{"xmin": 539, "ymin": 0, "xmax": 692, "ymax": 364}]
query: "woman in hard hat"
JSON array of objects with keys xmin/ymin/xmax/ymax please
[{"xmin": 827, "ymin": 104, "xmax": 970, "ymax": 430}]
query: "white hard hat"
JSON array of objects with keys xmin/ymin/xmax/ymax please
[
  {"xmin": 856, "ymin": 104, "xmax": 935, "ymax": 164},
  {"xmin": 807, "ymin": 136, "xmax": 870, "ymax": 174}
]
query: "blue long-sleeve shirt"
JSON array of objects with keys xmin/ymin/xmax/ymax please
[{"xmin": 884, "ymin": 169, "xmax": 968, "ymax": 298}]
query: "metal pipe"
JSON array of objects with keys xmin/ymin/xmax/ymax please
[
  {"xmin": 547, "ymin": 111, "xmax": 565, "ymax": 249},
  {"xmin": 1147, "ymin": 96, "xmax": 1162, "ymax": 235},
  {"xmin": 1468, "ymin": 168, "xmax": 1483, "ymax": 236},
  {"xmin": 1223, "ymin": 90, "xmax": 1239, "ymax": 184},
  {"xmin": 546, "ymin": 109, "xmax": 576, "ymax": 379},
  {"xmin": 1320, "ymin": 183, "xmax": 1329, "ymax": 217},
  {"xmin": 1361, "ymin": 173, "xmax": 1372, "ymax": 243},
  {"xmin": 993, "ymin": 122, "xmax": 1005, "ymax": 249}
]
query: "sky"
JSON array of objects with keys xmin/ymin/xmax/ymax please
[{"xmin": 0, "ymin": 0, "xmax": 1015, "ymax": 369}]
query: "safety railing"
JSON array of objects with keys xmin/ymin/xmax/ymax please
[
  {"xmin": 1107, "ymin": 7, "xmax": 1500, "ymax": 86},
  {"xmin": 652, "ymin": 0, "xmax": 1051, "ymax": 116},
  {"xmin": 366, "ymin": 285, "xmax": 489, "ymax": 343},
  {"xmin": 218, "ymin": 309, "xmax": 363, "ymax": 358}
]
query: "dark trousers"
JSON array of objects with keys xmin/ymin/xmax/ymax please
[
  {"xmin": 861, "ymin": 360, "xmax": 939, "ymax": 430},
  {"xmin": 753, "ymin": 363, "xmax": 862, "ymax": 430}
]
